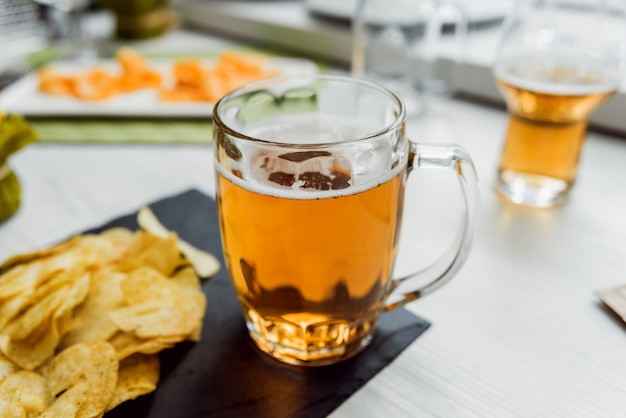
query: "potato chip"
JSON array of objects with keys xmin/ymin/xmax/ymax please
[
  {"xmin": 138, "ymin": 206, "xmax": 220, "ymax": 278},
  {"xmin": 99, "ymin": 227, "xmax": 134, "ymax": 247},
  {"xmin": 54, "ymin": 273, "xmax": 91, "ymax": 320},
  {"xmin": 171, "ymin": 265, "xmax": 201, "ymax": 292},
  {"xmin": 37, "ymin": 240, "xmax": 97, "ymax": 279},
  {"xmin": 32, "ymin": 268, "xmax": 82, "ymax": 302},
  {"xmin": 38, "ymin": 341, "xmax": 118, "ymax": 418},
  {"xmin": 117, "ymin": 267, "xmax": 172, "ymax": 303},
  {"xmin": 0, "ymin": 371, "xmax": 53, "ymax": 418},
  {"xmin": 0, "ymin": 273, "xmax": 89, "ymax": 369},
  {"xmin": 117, "ymin": 231, "xmax": 185, "ymax": 277},
  {"xmin": 170, "ymin": 267, "xmax": 204, "ymax": 342},
  {"xmin": 60, "ymin": 270, "xmax": 125, "ymax": 348},
  {"xmin": 109, "ymin": 296, "xmax": 204, "ymax": 340},
  {"xmin": 106, "ymin": 353, "xmax": 160, "ymax": 412},
  {"xmin": 0, "ymin": 242, "xmax": 91, "ymax": 311},
  {"xmin": 187, "ymin": 324, "xmax": 202, "ymax": 343},
  {"xmin": 7, "ymin": 234, "xmax": 122, "ymax": 284},
  {"xmin": 108, "ymin": 331, "xmax": 177, "ymax": 361},
  {"xmin": 2, "ymin": 284, "xmax": 65, "ymax": 339},
  {"xmin": 0, "ymin": 236, "xmax": 81, "ymax": 274},
  {"xmin": 44, "ymin": 234, "xmax": 128, "ymax": 274},
  {"xmin": 0, "ymin": 261, "xmax": 43, "ymax": 300},
  {"xmin": 0, "ymin": 263, "xmax": 46, "ymax": 331},
  {"xmin": 3, "ymin": 271, "xmax": 89, "ymax": 340},
  {"xmin": 38, "ymin": 381, "xmax": 90, "ymax": 418},
  {"xmin": 0, "ymin": 352, "xmax": 17, "ymax": 382},
  {"xmin": 177, "ymin": 239, "xmax": 220, "ymax": 279},
  {"xmin": 0, "ymin": 290, "xmax": 37, "ymax": 336},
  {"xmin": 109, "ymin": 266, "xmax": 205, "ymax": 339},
  {"xmin": 0, "ymin": 316, "xmax": 62, "ymax": 370},
  {"xmin": 0, "ymin": 209, "xmax": 212, "ymax": 414}
]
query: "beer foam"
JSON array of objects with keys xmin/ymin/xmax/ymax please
[
  {"xmin": 494, "ymin": 54, "xmax": 620, "ymax": 96},
  {"xmin": 243, "ymin": 113, "xmax": 381, "ymax": 145},
  {"xmin": 215, "ymin": 155, "xmax": 405, "ymax": 200},
  {"xmin": 216, "ymin": 112, "xmax": 408, "ymax": 199}
]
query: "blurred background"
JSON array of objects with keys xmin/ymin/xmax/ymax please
[{"xmin": 1, "ymin": 0, "xmax": 625, "ymax": 132}]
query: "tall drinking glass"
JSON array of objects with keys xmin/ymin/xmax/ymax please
[
  {"xmin": 352, "ymin": 0, "xmax": 467, "ymax": 117},
  {"xmin": 36, "ymin": 0, "xmax": 97, "ymax": 61},
  {"xmin": 213, "ymin": 74, "xmax": 479, "ymax": 366},
  {"xmin": 493, "ymin": 0, "xmax": 626, "ymax": 207}
]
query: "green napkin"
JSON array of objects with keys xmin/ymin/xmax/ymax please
[{"xmin": 30, "ymin": 119, "xmax": 213, "ymax": 144}]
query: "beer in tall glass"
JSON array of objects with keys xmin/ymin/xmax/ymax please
[
  {"xmin": 494, "ymin": 54, "xmax": 618, "ymax": 206},
  {"xmin": 492, "ymin": 0, "xmax": 626, "ymax": 207}
]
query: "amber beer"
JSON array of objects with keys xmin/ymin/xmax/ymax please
[
  {"xmin": 494, "ymin": 55, "xmax": 618, "ymax": 205},
  {"xmin": 216, "ymin": 158, "xmax": 406, "ymax": 364},
  {"xmin": 213, "ymin": 74, "xmax": 479, "ymax": 367}
]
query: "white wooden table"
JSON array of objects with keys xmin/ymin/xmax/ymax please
[{"xmin": 2, "ymin": 28, "xmax": 626, "ymax": 418}]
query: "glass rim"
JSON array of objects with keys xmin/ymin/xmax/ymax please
[{"xmin": 212, "ymin": 73, "xmax": 406, "ymax": 147}]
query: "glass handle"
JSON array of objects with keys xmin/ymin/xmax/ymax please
[{"xmin": 384, "ymin": 142, "xmax": 480, "ymax": 311}]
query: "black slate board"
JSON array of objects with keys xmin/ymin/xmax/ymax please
[{"xmin": 96, "ymin": 189, "xmax": 430, "ymax": 418}]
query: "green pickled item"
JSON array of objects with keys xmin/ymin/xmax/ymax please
[
  {"xmin": 0, "ymin": 115, "xmax": 38, "ymax": 166},
  {"xmin": 0, "ymin": 167, "xmax": 20, "ymax": 223},
  {"xmin": 0, "ymin": 114, "xmax": 38, "ymax": 223}
]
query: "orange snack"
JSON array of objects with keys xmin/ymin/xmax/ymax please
[
  {"xmin": 172, "ymin": 60, "xmax": 205, "ymax": 88},
  {"xmin": 116, "ymin": 47, "xmax": 163, "ymax": 92},
  {"xmin": 213, "ymin": 52, "xmax": 280, "ymax": 94},
  {"xmin": 72, "ymin": 69, "xmax": 119, "ymax": 101},
  {"xmin": 199, "ymin": 71, "xmax": 229, "ymax": 102},
  {"xmin": 216, "ymin": 52, "xmax": 266, "ymax": 75},
  {"xmin": 38, "ymin": 68, "xmax": 74, "ymax": 97},
  {"xmin": 36, "ymin": 49, "xmax": 282, "ymax": 103},
  {"xmin": 159, "ymin": 60, "xmax": 206, "ymax": 101},
  {"xmin": 161, "ymin": 52, "xmax": 280, "ymax": 102}
]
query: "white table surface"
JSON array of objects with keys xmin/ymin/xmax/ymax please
[{"xmin": 2, "ymin": 26, "xmax": 626, "ymax": 418}]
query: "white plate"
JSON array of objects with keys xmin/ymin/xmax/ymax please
[
  {"xmin": 305, "ymin": 0, "xmax": 513, "ymax": 24},
  {"xmin": 0, "ymin": 57, "xmax": 319, "ymax": 118}
]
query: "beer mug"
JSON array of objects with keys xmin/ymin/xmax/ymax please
[
  {"xmin": 493, "ymin": 0, "xmax": 626, "ymax": 207},
  {"xmin": 352, "ymin": 0, "xmax": 467, "ymax": 116},
  {"xmin": 213, "ymin": 74, "xmax": 479, "ymax": 366}
]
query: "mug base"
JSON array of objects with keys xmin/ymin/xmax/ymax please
[
  {"xmin": 495, "ymin": 169, "xmax": 572, "ymax": 208},
  {"xmin": 244, "ymin": 308, "xmax": 378, "ymax": 366}
]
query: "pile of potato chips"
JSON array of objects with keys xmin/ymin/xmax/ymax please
[
  {"xmin": 0, "ymin": 208, "xmax": 218, "ymax": 417},
  {"xmin": 38, "ymin": 48, "xmax": 280, "ymax": 102}
]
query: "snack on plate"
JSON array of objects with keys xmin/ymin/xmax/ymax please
[
  {"xmin": 37, "ymin": 48, "xmax": 281, "ymax": 103},
  {"xmin": 160, "ymin": 52, "xmax": 280, "ymax": 102},
  {"xmin": 116, "ymin": 48, "xmax": 163, "ymax": 93},
  {"xmin": 0, "ymin": 209, "xmax": 219, "ymax": 416}
]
